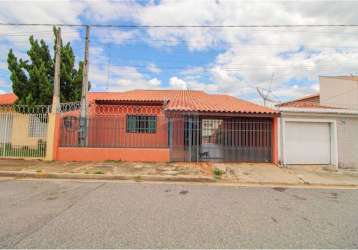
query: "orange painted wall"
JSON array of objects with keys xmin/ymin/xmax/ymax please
[
  {"xmin": 56, "ymin": 147, "xmax": 170, "ymax": 162},
  {"xmin": 60, "ymin": 104, "xmax": 168, "ymax": 148}
]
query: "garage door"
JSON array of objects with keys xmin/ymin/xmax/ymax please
[{"xmin": 285, "ymin": 121, "xmax": 331, "ymax": 164}]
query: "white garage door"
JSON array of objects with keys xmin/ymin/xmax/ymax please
[{"xmin": 285, "ymin": 121, "xmax": 331, "ymax": 164}]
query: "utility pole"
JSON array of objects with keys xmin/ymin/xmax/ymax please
[
  {"xmin": 79, "ymin": 25, "xmax": 90, "ymax": 146},
  {"xmin": 52, "ymin": 27, "xmax": 61, "ymax": 112},
  {"xmin": 46, "ymin": 26, "xmax": 62, "ymax": 161}
]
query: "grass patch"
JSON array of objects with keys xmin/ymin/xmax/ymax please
[
  {"xmin": 213, "ymin": 168, "xmax": 225, "ymax": 179},
  {"xmin": 104, "ymin": 160, "xmax": 122, "ymax": 163},
  {"xmin": 134, "ymin": 175, "xmax": 142, "ymax": 182},
  {"xmin": 94, "ymin": 170, "xmax": 104, "ymax": 174}
]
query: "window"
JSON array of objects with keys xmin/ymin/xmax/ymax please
[{"xmin": 127, "ymin": 115, "xmax": 157, "ymax": 133}]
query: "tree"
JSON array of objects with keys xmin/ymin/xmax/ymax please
[{"xmin": 7, "ymin": 27, "xmax": 85, "ymax": 106}]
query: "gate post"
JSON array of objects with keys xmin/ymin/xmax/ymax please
[
  {"xmin": 272, "ymin": 116, "xmax": 279, "ymax": 165},
  {"xmin": 45, "ymin": 113, "xmax": 60, "ymax": 161}
]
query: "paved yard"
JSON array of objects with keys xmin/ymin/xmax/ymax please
[{"xmin": 0, "ymin": 178, "xmax": 357, "ymax": 248}]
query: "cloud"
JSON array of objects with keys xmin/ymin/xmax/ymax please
[
  {"xmin": 90, "ymin": 64, "xmax": 163, "ymax": 91},
  {"xmin": 128, "ymin": 0, "xmax": 358, "ymax": 100},
  {"xmin": 2, "ymin": 0, "xmax": 358, "ymax": 102},
  {"xmin": 149, "ymin": 78, "xmax": 161, "ymax": 86},
  {"xmin": 169, "ymin": 76, "xmax": 187, "ymax": 90},
  {"xmin": 92, "ymin": 29, "xmax": 139, "ymax": 45},
  {"xmin": 146, "ymin": 63, "xmax": 161, "ymax": 74}
]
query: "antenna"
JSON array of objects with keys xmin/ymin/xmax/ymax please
[{"xmin": 256, "ymin": 73, "xmax": 280, "ymax": 106}]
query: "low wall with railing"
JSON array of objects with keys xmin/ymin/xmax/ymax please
[{"xmin": 56, "ymin": 147, "xmax": 170, "ymax": 162}]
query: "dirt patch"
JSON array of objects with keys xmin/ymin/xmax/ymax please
[{"xmin": 273, "ymin": 187, "xmax": 287, "ymax": 192}]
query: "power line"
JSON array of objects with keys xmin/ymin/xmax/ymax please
[{"xmin": 3, "ymin": 23, "xmax": 358, "ymax": 28}]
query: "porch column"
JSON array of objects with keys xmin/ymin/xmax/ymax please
[{"xmin": 45, "ymin": 113, "xmax": 61, "ymax": 161}]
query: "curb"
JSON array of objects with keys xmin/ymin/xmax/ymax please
[
  {"xmin": 1, "ymin": 171, "xmax": 358, "ymax": 188},
  {"xmin": 0, "ymin": 171, "xmax": 215, "ymax": 183}
]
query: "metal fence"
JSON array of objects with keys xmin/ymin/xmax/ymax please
[
  {"xmin": 59, "ymin": 113, "xmax": 272, "ymax": 163},
  {"xmin": 60, "ymin": 115, "xmax": 169, "ymax": 148},
  {"xmin": 0, "ymin": 105, "xmax": 49, "ymax": 158},
  {"xmin": 169, "ymin": 116, "xmax": 272, "ymax": 162}
]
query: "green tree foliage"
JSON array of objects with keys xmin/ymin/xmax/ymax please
[{"xmin": 7, "ymin": 27, "xmax": 84, "ymax": 105}]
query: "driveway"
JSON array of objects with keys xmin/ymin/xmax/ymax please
[{"xmin": 0, "ymin": 178, "xmax": 357, "ymax": 248}]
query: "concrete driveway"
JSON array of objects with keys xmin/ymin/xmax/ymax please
[{"xmin": 0, "ymin": 178, "xmax": 358, "ymax": 248}]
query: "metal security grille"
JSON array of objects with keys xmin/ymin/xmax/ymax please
[
  {"xmin": 60, "ymin": 115, "xmax": 168, "ymax": 148},
  {"xmin": 0, "ymin": 106, "xmax": 49, "ymax": 158},
  {"xmin": 169, "ymin": 116, "xmax": 272, "ymax": 162},
  {"xmin": 59, "ymin": 111, "xmax": 272, "ymax": 163}
]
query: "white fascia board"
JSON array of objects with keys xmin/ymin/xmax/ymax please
[{"xmin": 278, "ymin": 107, "xmax": 358, "ymax": 115}]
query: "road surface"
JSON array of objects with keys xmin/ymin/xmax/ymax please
[{"xmin": 0, "ymin": 178, "xmax": 357, "ymax": 248}]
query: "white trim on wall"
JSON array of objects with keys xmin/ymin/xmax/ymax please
[{"xmin": 281, "ymin": 117, "xmax": 338, "ymax": 168}]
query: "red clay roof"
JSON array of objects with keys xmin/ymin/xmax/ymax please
[
  {"xmin": 0, "ymin": 90, "xmax": 278, "ymax": 114},
  {"xmin": 90, "ymin": 90, "xmax": 278, "ymax": 114},
  {"xmin": 277, "ymin": 93, "xmax": 339, "ymax": 109},
  {"xmin": 0, "ymin": 93, "xmax": 18, "ymax": 105}
]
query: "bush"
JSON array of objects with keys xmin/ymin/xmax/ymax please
[
  {"xmin": 37, "ymin": 140, "xmax": 46, "ymax": 151},
  {"xmin": 213, "ymin": 168, "xmax": 225, "ymax": 179}
]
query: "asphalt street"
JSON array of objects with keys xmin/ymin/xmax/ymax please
[{"xmin": 0, "ymin": 178, "xmax": 357, "ymax": 248}]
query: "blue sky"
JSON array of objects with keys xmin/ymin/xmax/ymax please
[{"xmin": 1, "ymin": 0, "xmax": 358, "ymax": 105}]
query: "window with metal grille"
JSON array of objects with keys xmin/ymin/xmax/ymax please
[{"xmin": 126, "ymin": 115, "xmax": 157, "ymax": 133}]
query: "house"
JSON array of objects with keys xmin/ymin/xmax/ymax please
[
  {"xmin": 57, "ymin": 90, "xmax": 279, "ymax": 163},
  {"xmin": 0, "ymin": 89, "xmax": 280, "ymax": 163},
  {"xmin": 277, "ymin": 76, "xmax": 358, "ymax": 170}
]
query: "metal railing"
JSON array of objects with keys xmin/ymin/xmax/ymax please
[
  {"xmin": 60, "ymin": 115, "xmax": 169, "ymax": 148},
  {"xmin": 0, "ymin": 111, "xmax": 48, "ymax": 158},
  {"xmin": 59, "ymin": 113, "xmax": 273, "ymax": 163}
]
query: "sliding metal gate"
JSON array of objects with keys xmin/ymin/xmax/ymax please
[{"xmin": 169, "ymin": 116, "xmax": 272, "ymax": 162}]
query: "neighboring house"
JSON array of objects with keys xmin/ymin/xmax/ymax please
[
  {"xmin": 0, "ymin": 90, "xmax": 279, "ymax": 163},
  {"xmin": 277, "ymin": 76, "xmax": 358, "ymax": 170},
  {"xmin": 0, "ymin": 94, "xmax": 48, "ymax": 158}
]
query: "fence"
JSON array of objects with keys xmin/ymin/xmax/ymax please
[
  {"xmin": 59, "ymin": 113, "xmax": 273, "ymax": 163},
  {"xmin": 60, "ymin": 115, "xmax": 169, "ymax": 148},
  {"xmin": 169, "ymin": 117, "xmax": 272, "ymax": 162},
  {"xmin": 0, "ymin": 105, "xmax": 50, "ymax": 158}
]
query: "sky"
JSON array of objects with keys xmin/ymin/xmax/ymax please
[{"xmin": 1, "ymin": 0, "xmax": 358, "ymax": 104}]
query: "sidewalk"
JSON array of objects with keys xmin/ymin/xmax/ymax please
[{"xmin": 0, "ymin": 159, "xmax": 358, "ymax": 188}]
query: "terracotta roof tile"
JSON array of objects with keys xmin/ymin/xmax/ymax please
[
  {"xmin": 0, "ymin": 90, "xmax": 278, "ymax": 115},
  {"xmin": 91, "ymin": 89, "xmax": 278, "ymax": 114},
  {"xmin": 0, "ymin": 93, "xmax": 17, "ymax": 105},
  {"xmin": 277, "ymin": 93, "xmax": 340, "ymax": 109}
]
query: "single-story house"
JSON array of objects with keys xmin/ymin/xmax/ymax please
[
  {"xmin": 277, "ymin": 76, "xmax": 358, "ymax": 170},
  {"xmin": 0, "ymin": 90, "xmax": 279, "ymax": 163}
]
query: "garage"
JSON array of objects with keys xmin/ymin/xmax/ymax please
[{"xmin": 284, "ymin": 121, "xmax": 332, "ymax": 164}]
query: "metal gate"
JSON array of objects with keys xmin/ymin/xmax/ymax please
[
  {"xmin": 169, "ymin": 116, "xmax": 272, "ymax": 162},
  {"xmin": 0, "ymin": 105, "xmax": 49, "ymax": 158}
]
